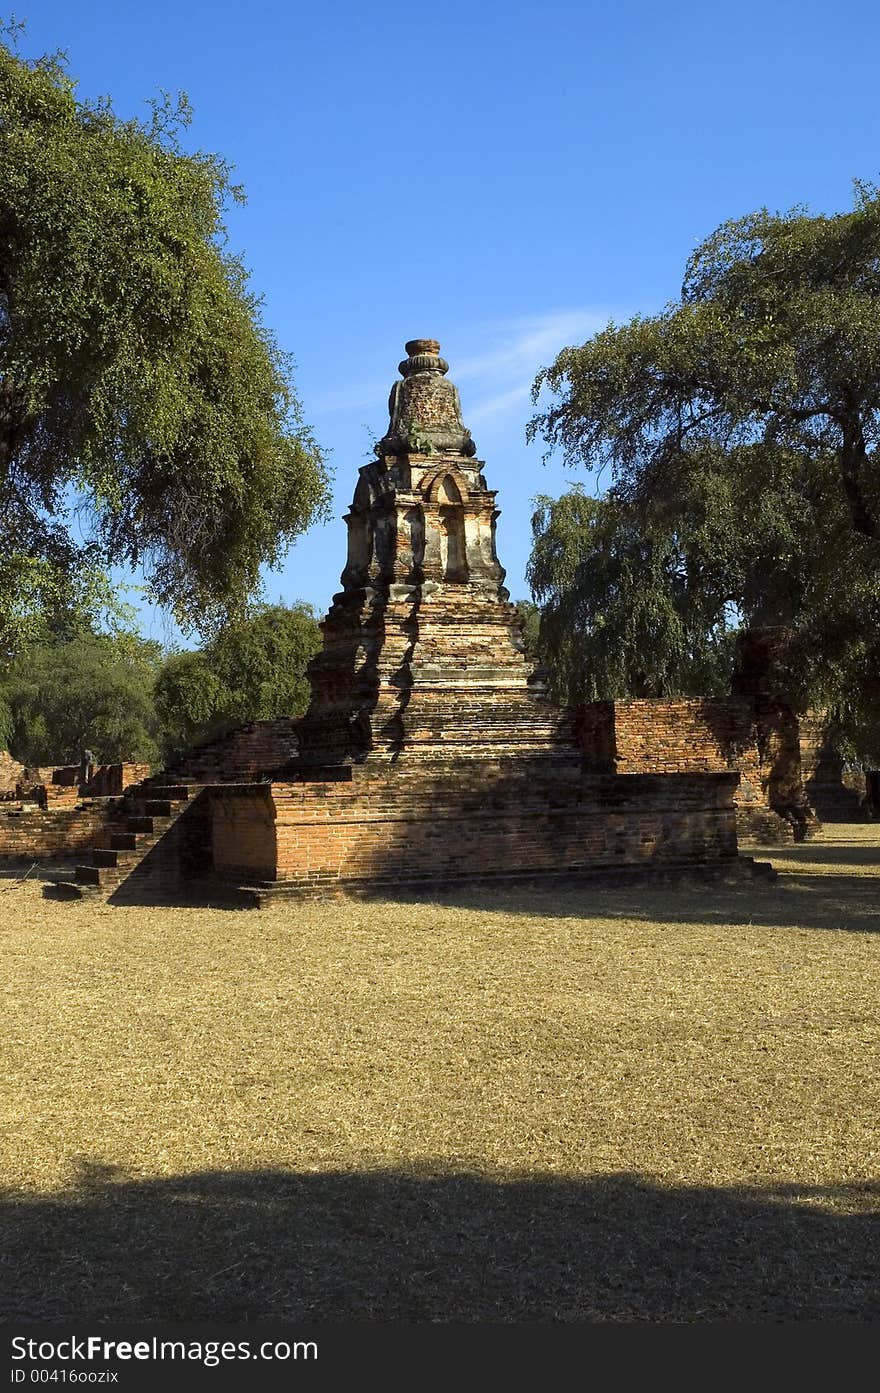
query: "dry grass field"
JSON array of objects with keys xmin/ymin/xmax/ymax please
[{"xmin": 1, "ymin": 825, "xmax": 878, "ymax": 1322}]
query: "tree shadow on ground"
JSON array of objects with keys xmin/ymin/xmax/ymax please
[
  {"xmin": 31, "ymin": 831, "xmax": 880, "ymax": 929},
  {"xmin": 92, "ymin": 865, "xmax": 880, "ymax": 930},
  {"xmin": 756, "ymin": 843, "xmax": 879, "ymax": 868},
  {"xmin": 380, "ymin": 868, "xmax": 880, "ymax": 935},
  {"xmin": 2, "ymin": 1165, "xmax": 877, "ymax": 1323}
]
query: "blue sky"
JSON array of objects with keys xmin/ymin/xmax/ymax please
[{"xmin": 14, "ymin": 0, "xmax": 880, "ymax": 646}]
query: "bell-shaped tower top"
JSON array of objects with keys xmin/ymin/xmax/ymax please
[{"xmin": 379, "ymin": 338, "xmax": 477, "ymax": 458}]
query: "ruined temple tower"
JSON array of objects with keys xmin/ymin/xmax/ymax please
[
  {"xmin": 50, "ymin": 339, "xmax": 768, "ymax": 901},
  {"xmin": 197, "ymin": 340, "xmax": 746, "ymax": 897},
  {"xmin": 296, "ymin": 338, "xmax": 572, "ymax": 766}
]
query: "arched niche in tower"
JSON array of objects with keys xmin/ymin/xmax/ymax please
[
  {"xmin": 404, "ymin": 506, "xmax": 425, "ymax": 574},
  {"xmin": 436, "ymin": 473, "xmax": 462, "ymax": 507},
  {"xmin": 423, "ymin": 464, "xmax": 470, "ymax": 507},
  {"xmin": 422, "ymin": 466, "xmax": 471, "ymax": 583},
  {"xmin": 438, "ymin": 476, "xmax": 468, "ymax": 582},
  {"xmin": 342, "ymin": 510, "xmax": 372, "ymax": 586}
]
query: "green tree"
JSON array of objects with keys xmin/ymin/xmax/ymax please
[
  {"xmin": 1, "ymin": 628, "xmax": 164, "ymax": 766},
  {"xmin": 0, "ymin": 550, "xmax": 126, "ymax": 663},
  {"xmin": 527, "ymin": 488, "xmax": 738, "ymax": 702},
  {"xmin": 0, "ymin": 28, "xmax": 329, "ymax": 653},
  {"xmin": 151, "ymin": 650, "xmax": 226, "ymax": 756},
  {"xmin": 512, "ymin": 598, "xmax": 542, "ymax": 663},
  {"xmin": 530, "ymin": 184, "xmax": 880, "ymax": 542},
  {"xmin": 528, "ymin": 188, "xmax": 880, "ymax": 761},
  {"xmin": 154, "ymin": 601, "xmax": 322, "ymax": 760},
  {"xmin": 528, "ymin": 473, "xmax": 880, "ymax": 760}
]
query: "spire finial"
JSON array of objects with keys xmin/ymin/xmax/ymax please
[{"xmin": 399, "ymin": 339, "xmax": 448, "ymax": 378}]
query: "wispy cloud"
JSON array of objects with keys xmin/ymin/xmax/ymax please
[
  {"xmin": 306, "ymin": 309, "xmax": 610, "ymax": 426},
  {"xmin": 452, "ymin": 309, "xmax": 609, "ymax": 426}
]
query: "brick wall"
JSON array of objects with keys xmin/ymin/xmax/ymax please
[
  {"xmin": 0, "ymin": 752, "xmax": 25, "ymax": 797},
  {"xmin": 163, "ymin": 720, "xmax": 300, "ymax": 784},
  {"xmin": 573, "ymin": 698, "xmax": 792, "ymax": 843},
  {"xmin": 211, "ymin": 786, "xmax": 277, "ymax": 879},
  {"xmin": 42, "ymin": 762, "xmax": 152, "ymax": 796},
  {"xmin": 12, "ymin": 762, "xmax": 151, "ymax": 808},
  {"xmin": 576, "ymin": 698, "xmax": 757, "ymax": 778},
  {"xmin": 93, "ymin": 763, "xmax": 152, "ymax": 796},
  {"xmin": 0, "ymin": 762, "xmax": 151, "ymax": 865},
  {"xmin": 210, "ymin": 759, "xmax": 741, "ymax": 894},
  {"xmin": 0, "ymin": 804, "xmax": 107, "ymax": 861}
]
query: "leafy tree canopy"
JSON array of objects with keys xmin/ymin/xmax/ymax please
[
  {"xmin": 0, "ymin": 25, "xmax": 329, "ymax": 648},
  {"xmin": 1, "ymin": 625, "xmax": 164, "ymax": 766},
  {"xmin": 528, "ymin": 488, "xmax": 738, "ymax": 703},
  {"xmin": 528, "ymin": 188, "xmax": 880, "ymax": 762},
  {"xmin": 528, "ymin": 472, "xmax": 880, "ymax": 760},
  {"xmin": 154, "ymin": 601, "xmax": 321, "ymax": 759},
  {"xmin": 512, "ymin": 598, "xmax": 541, "ymax": 662},
  {"xmin": 0, "ymin": 548, "xmax": 124, "ymax": 663},
  {"xmin": 530, "ymin": 184, "xmax": 880, "ymax": 541}
]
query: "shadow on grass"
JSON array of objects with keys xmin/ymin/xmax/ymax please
[
  {"xmin": 377, "ymin": 869, "xmax": 880, "ymax": 935},
  {"xmin": 755, "ymin": 843, "xmax": 880, "ymax": 868},
  {"xmin": 2, "ymin": 1164, "xmax": 878, "ymax": 1323},
  {"xmin": 36, "ymin": 826, "xmax": 880, "ymax": 929},
  {"xmin": 96, "ymin": 867, "xmax": 880, "ymax": 931}
]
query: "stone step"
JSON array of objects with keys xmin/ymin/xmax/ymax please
[
  {"xmin": 43, "ymin": 782, "xmax": 198, "ymax": 904},
  {"xmin": 74, "ymin": 865, "xmax": 104, "ymax": 886},
  {"xmin": 110, "ymin": 832, "xmax": 139, "ymax": 850},
  {"xmin": 124, "ymin": 799, "xmax": 177, "ymax": 819},
  {"xmin": 91, "ymin": 848, "xmax": 120, "ymax": 868},
  {"xmin": 91, "ymin": 847, "xmax": 138, "ymax": 869},
  {"xmin": 125, "ymin": 815, "xmax": 173, "ymax": 834}
]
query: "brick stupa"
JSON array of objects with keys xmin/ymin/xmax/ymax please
[
  {"xmin": 203, "ymin": 340, "xmax": 746, "ymax": 898},
  {"xmin": 296, "ymin": 338, "xmax": 572, "ymax": 766}
]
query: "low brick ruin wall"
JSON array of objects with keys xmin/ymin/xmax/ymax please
[
  {"xmin": 5, "ymin": 760, "xmax": 152, "ymax": 807},
  {"xmin": 576, "ymin": 698, "xmax": 793, "ymax": 843},
  {"xmin": 40, "ymin": 762, "xmax": 152, "ymax": 797},
  {"xmin": 0, "ymin": 751, "xmax": 26, "ymax": 797},
  {"xmin": 0, "ymin": 804, "xmax": 108, "ymax": 862},
  {"xmin": 0, "ymin": 762, "xmax": 150, "ymax": 865},
  {"xmin": 210, "ymin": 761, "xmax": 741, "ymax": 895}
]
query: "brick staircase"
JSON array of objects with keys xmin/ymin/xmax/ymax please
[
  {"xmin": 51, "ymin": 783, "xmax": 201, "ymax": 901},
  {"xmin": 45, "ymin": 720, "xmax": 301, "ymax": 903}
]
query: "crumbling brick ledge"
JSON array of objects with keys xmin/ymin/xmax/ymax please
[{"xmin": 226, "ymin": 855, "xmax": 777, "ymax": 907}]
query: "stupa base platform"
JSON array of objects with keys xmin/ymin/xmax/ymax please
[
  {"xmin": 229, "ymin": 855, "xmax": 776, "ymax": 907},
  {"xmin": 205, "ymin": 762, "xmax": 758, "ymax": 903}
]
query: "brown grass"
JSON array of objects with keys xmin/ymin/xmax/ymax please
[{"xmin": 1, "ymin": 825, "xmax": 878, "ymax": 1321}]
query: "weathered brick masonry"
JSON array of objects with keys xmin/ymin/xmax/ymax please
[
  {"xmin": 162, "ymin": 721, "xmax": 300, "ymax": 785},
  {"xmin": 0, "ymin": 803, "xmax": 107, "ymax": 861},
  {"xmin": 0, "ymin": 751, "xmax": 26, "ymax": 797},
  {"xmin": 211, "ymin": 764, "xmax": 739, "ymax": 895},
  {"xmin": 0, "ymin": 764, "xmax": 150, "ymax": 866},
  {"xmin": 40, "ymin": 762, "xmax": 152, "ymax": 797},
  {"xmin": 575, "ymin": 699, "xmax": 795, "ymax": 844}
]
